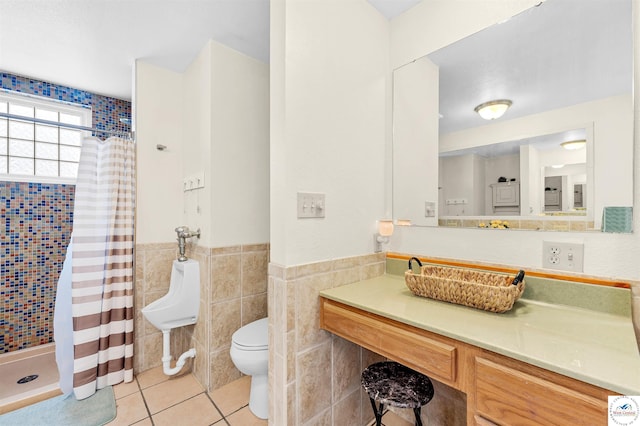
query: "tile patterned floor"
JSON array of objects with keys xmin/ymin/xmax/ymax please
[
  {"xmin": 106, "ymin": 367, "xmax": 266, "ymax": 426},
  {"xmin": 106, "ymin": 366, "xmax": 414, "ymax": 426}
]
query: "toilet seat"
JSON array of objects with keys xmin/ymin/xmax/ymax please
[{"xmin": 232, "ymin": 318, "xmax": 268, "ymax": 351}]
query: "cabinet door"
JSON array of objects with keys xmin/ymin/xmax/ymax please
[{"xmin": 493, "ymin": 183, "xmax": 519, "ymax": 207}]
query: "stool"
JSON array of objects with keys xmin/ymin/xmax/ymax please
[{"xmin": 361, "ymin": 361, "xmax": 434, "ymax": 426}]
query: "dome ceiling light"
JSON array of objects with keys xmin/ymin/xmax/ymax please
[
  {"xmin": 560, "ymin": 139, "xmax": 586, "ymax": 150},
  {"xmin": 474, "ymin": 99, "xmax": 512, "ymax": 120}
]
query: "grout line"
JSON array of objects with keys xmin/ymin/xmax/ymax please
[
  {"xmin": 136, "ymin": 378, "xmax": 155, "ymax": 424},
  {"xmin": 203, "ymin": 391, "xmax": 230, "ymax": 425}
]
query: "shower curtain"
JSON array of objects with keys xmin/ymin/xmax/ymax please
[{"xmin": 69, "ymin": 136, "xmax": 135, "ymax": 400}]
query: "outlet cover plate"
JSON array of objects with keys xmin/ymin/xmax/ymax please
[{"xmin": 542, "ymin": 241, "xmax": 584, "ymax": 272}]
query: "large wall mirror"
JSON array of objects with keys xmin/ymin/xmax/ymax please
[{"xmin": 392, "ymin": 0, "xmax": 633, "ymax": 232}]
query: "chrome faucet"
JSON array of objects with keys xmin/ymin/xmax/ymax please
[{"xmin": 175, "ymin": 226, "xmax": 201, "ymax": 262}]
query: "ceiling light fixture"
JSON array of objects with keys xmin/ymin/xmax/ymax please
[
  {"xmin": 560, "ymin": 139, "xmax": 586, "ymax": 150},
  {"xmin": 474, "ymin": 99, "xmax": 512, "ymax": 120}
]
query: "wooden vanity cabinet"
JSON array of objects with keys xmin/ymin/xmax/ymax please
[{"xmin": 319, "ymin": 298, "xmax": 613, "ymax": 425}]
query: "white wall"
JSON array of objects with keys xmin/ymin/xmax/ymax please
[
  {"xmin": 270, "ymin": 0, "xmax": 389, "ymax": 266},
  {"xmin": 210, "ymin": 42, "xmax": 270, "ymax": 247},
  {"xmin": 393, "ymin": 56, "xmax": 439, "ymax": 225},
  {"xmin": 388, "ymin": 0, "xmax": 640, "ymax": 280},
  {"xmin": 135, "ymin": 61, "xmax": 184, "ymax": 244},
  {"xmin": 183, "ymin": 43, "xmax": 213, "ymax": 245},
  {"xmin": 136, "ymin": 41, "xmax": 269, "ymax": 248}
]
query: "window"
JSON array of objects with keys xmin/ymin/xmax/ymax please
[{"xmin": 0, "ymin": 92, "xmax": 91, "ymax": 182}]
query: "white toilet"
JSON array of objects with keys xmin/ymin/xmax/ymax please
[{"xmin": 230, "ymin": 317, "xmax": 269, "ymax": 419}]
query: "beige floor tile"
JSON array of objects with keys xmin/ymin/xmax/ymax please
[
  {"xmin": 383, "ymin": 409, "xmax": 413, "ymax": 426},
  {"xmin": 131, "ymin": 418, "xmax": 153, "ymax": 426},
  {"xmin": 226, "ymin": 406, "xmax": 268, "ymax": 426},
  {"xmin": 136, "ymin": 366, "xmax": 170, "ymax": 389},
  {"xmin": 105, "ymin": 391, "xmax": 149, "ymax": 426},
  {"xmin": 152, "ymin": 393, "xmax": 223, "ymax": 426},
  {"xmin": 208, "ymin": 375, "xmax": 251, "ymax": 416},
  {"xmin": 142, "ymin": 373, "xmax": 204, "ymax": 414},
  {"xmin": 113, "ymin": 379, "xmax": 140, "ymax": 399}
]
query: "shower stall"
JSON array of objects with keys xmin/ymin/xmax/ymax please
[{"xmin": 0, "ymin": 72, "xmax": 132, "ymax": 412}]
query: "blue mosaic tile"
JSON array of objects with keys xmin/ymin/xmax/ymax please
[
  {"xmin": 0, "ymin": 180, "xmax": 75, "ymax": 353},
  {"xmin": 0, "ymin": 72, "xmax": 131, "ymax": 354}
]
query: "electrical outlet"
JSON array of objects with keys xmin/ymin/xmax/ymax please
[{"xmin": 542, "ymin": 241, "xmax": 584, "ymax": 272}]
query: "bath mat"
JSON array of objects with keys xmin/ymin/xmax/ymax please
[{"xmin": 0, "ymin": 386, "xmax": 116, "ymax": 426}]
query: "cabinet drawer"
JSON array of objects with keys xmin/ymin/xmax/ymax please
[
  {"xmin": 380, "ymin": 324, "xmax": 456, "ymax": 382},
  {"xmin": 321, "ymin": 299, "xmax": 382, "ymax": 350},
  {"xmin": 475, "ymin": 357, "xmax": 607, "ymax": 425},
  {"xmin": 320, "ymin": 299, "xmax": 457, "ymax": 383}
]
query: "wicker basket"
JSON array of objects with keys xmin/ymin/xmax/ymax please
[{"xmin": 404, "ymin": 258, "xmax": 525, "ymax": 313}]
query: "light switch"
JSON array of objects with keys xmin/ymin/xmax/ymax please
[{"xmin": 297, "ymin": 192, "xmax": 326, "ymax": 218}]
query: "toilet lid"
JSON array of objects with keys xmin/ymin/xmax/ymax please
[{"xmin": 232, "ymin": 317, "xmax": 268, "ymax": 349}]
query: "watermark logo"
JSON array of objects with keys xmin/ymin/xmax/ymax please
[{"xmin": 609, "ymin": 396, "xmax": 640, "ymax": 426}]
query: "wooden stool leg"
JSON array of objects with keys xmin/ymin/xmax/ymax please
[
  {"xmin": 369, "ymin": 398, "xmax": 384, "ymax": 426},
  {"xmin": 413, "ymin": 407, "xmax": 423, "ymax": 426}
]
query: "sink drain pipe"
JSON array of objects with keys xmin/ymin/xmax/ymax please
[{"xmin": 162, "ymin": 329, "xmax": 196, "ymax": 376}]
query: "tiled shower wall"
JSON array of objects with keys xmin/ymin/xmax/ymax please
[
  {"xmin": 1, "ymin": 72, "xmax": 131, "ymax": 138},
  {"xmin": 0, "ymin": 72, "xmax": 131, "ymax": 354},
  {"xmin": 134, "ymin": 242, "xmax": 269, "ymax": 392},
  {"xmin": 0, "ymin": 181, "xmax": 74, "ymax": 352}
]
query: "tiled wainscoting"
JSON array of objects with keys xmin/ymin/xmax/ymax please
[
  {"xmin": 268, "ymin": 253, "xmax": 387, "ymax": 425},
  {"xmin": 268, "ymin": 253, "xmax": 467, "ymax": 426},
  {"xmin": 134, "ymin": 242, "xmax": 269, "ymax": 392}
]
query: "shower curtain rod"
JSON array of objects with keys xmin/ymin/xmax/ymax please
[{"xmin": 0, "ymin": 112, "xmax": 134, "ymax": 140}]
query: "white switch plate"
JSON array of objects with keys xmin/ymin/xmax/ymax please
[
  {"xmin": 425, "ymin": 201, "xmax": 436, "ymax": 217},
  {"xmin": 542, "ymin": 241, "xmax": 584, "ymax": 272},
  {"xmin": 297, "ymin": 192, "xmax": 325, "ymax": 218}
]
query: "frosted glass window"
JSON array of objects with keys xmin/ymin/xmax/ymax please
[
  {"xmin": 9, "ymin": 121, "xmax": 34, "ymax": 139},
  {"xmin": 35, "ymin": 159, "xmax": 58, "ymax": 177},
  {"xmin": 59, "ymin": 113, "xmax": 81, "ymax": 125},
  {"xmin": 60, "ymin": 161, "xmax": 78, "ymax": 178},
  {"xmin": 9, "ymin": 157, "xmax": 33, "ymax": 174},
  {"xmin": 36, "ymin": 142, "xmax": 58, "ymax": 160},
  {"xmin": 9, "ymin": 104, "xmax": 34, "ymax": 118},
  {"xmin": 60, "ymin": 129, "xmax": 81, "ymax": 146},
  {"xmin": 35, "ymin": 125, "xmax": 58, "ymax": 143},
  {"xmin": 1, "ymin": 92, "xmax": 89, "ymax": 180},
  {"xmin": 60, "ymin": 145, "xmax": 80, "ymax": 162},
  {"xmin": 35, "ymin": 108, "xmax": 58, "ymax": 121},
  {"xmin": 9, "ymin": 139, "xmax": 34, "ymax": 157}
]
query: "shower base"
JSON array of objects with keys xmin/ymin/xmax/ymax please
[{"xmin": 0, "ymin": 343, "xmax": 61, "ymax": 414}]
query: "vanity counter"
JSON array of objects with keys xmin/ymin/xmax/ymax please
[{"xmin": 319, "ymin": 274, "xmax": 640, "ymax": 396}]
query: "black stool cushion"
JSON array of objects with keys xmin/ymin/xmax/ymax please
[{"xmin": 361, "ymin": 361, "xmax": 434, "ymax": 409}]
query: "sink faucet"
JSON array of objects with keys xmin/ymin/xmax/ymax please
[{"xmin": 175, "ymin": 226, "xmax": 201, "ymax": 262}]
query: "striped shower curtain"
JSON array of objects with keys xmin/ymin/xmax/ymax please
[{"xmin": 71, "ymin": 136, "xmax": 135, "ymax": 400}]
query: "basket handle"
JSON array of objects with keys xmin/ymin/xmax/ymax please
[
  {"xmin": 512, "ymin": 270, "xmax": 525, "ymax": 285},
  {"xmin": 408, "ymin": 257, "xmax": 423, "ymax": 271}
]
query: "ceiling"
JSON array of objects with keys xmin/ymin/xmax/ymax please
[
  {"xmin": 0, "ymin": 0, "xmax": 420, "ymax": 101},
  {"xmin": 428, "ymin": 0, "xmax": 632, "ymax": 136}
]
